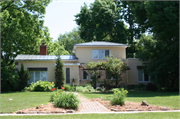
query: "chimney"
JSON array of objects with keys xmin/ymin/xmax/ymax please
[{"xmin": 40, "ymin": 42, "xmax": 47, "ymax": 55}]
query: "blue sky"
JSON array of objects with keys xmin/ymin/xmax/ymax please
[{"xmin": 44, "ymin": 0, "xmax": 95, "ymax": 41}]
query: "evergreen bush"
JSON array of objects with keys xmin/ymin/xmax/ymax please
[
  {"xmin": 17, "ymin": 64, "xmax": 31, "ymax": 91},
  {"xmin": 55, "ymin": 56, "xmax": 65, "ymax": 88}
]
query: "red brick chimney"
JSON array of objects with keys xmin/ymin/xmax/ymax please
[{"xmin": 40, "ymin": 42, "xmax": 47, "ymax": 55}]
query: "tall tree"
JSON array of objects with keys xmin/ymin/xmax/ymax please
[
  {"xmin": 57, "ymin": 27, "xmax": 84, "ymax": 54},
  {"xmin": 134, "ymin": 1, "xmax": 179, "ymax": 91},
  {"xmin": 119, "ymin": 1, "xmax": 141, "ymax": 58},
  {"xmin": 75, "ymin": 0, "xmax": 127, "ymax": 43},
  {"xmin": 1, "ymin": 0, "xmax": 51, "ymax": 66}
]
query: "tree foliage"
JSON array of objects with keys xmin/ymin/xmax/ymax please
[
  {"xmin": 55, "ymin": 56, "xmax": 65, "ymax": 88},
  {"xmin": 75, "ymin": 0, "xmax": 127, "ymax": 43},
  {"xmin": 1, "ymin": 0, "xmax": 52, "ymax": 66},
  {"xmin": 1, "ymin": 60, "xmax": 19, "ymax": 92},
  {"xmin": 57, "ymin": 27, "xmax": 84, "ymax": 54},
  {"xmin": 134, "ymin": 1, "xmax": 179, "ymax": 91}
]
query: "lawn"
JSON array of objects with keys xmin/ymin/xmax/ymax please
[
  {"xmin": 79, "ymin": 91, "xmax": 180, "ymax": 109},
  {"xmin": 0, "ymin": 112, "xmax": 180, "ymax": 119},
  {"xmin": 0, "ymin": 92, "xmax": 52, "ymax": 113},
  {"xmin": 0, "ymin": 91, "xmax": 179, "ymax": 114}
]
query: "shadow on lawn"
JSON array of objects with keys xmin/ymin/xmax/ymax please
[{"xmin": 86, "ymin": 91, "xmax": 179, "ymax": 98}]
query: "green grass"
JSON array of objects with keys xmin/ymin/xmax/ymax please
[
  {"xmin": 0, "ymin": 92, "xmax": 52, "ymax": 113},
  {"xmin": 79, "ymin": 91, "xmax": 180, "ymax": 109},
  {"xmin": 0, "ymin": 112, "xmax": 180, "ymax": 119}
]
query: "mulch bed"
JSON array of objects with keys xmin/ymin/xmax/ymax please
[
  {"xmin": 14, "ymin": 98, "xmax": 171, "ymax": 114},
  {"xmin": 14, "ymin": 103, "xmax": 78, "ymax": 114},
  {"xmin": 90, "ymin": 98, "xmax": 171, "ymax": 111}
]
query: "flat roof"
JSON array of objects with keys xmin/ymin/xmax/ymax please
[{"xmin": 15, "ymin": 55, "xmax": 78, "ymax": 61}]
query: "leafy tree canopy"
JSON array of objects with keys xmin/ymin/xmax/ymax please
[
  {"xmin": 1, "ymin": 0, "xmax": 69, "ymax": 66},
  {"xmin": 134, "ymin": 1, "xmax": 179, "ymax": 91},
  {"xmin": 57, "ymin": 27, "xmax": 84, "ymax": 54},
  {"xmin": 75, "ymin": 0, "xmax": 127, "ymax": 43}
]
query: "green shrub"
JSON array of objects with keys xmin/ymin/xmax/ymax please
[
  {"xmin": 134, "ymin": 83, "xmax": 146, "ymax": 91},
  {"xmin": 24, "ymin": 80, "xmax": 55, "ymax": 91},
  {"xmin": 101, "ymin": 86, "xmax": 106, "ymax": 92},
  {"xmin": 70, "ymin": 86, "xmax": 76, "ymax": 92},
  {"xmin": 51, "ymin": 91, "xmax": 80, "ymax": 109},
  {"xmin": 76, "ymin": 86, "xmax": 88, "ymax": 92},
  {"xmin": 85, "ymin": 84, "xmax": 95, "ymax": 92},
  {"xmin": 75, "ymin": 85, "xmax": 95, "ymax": 92},
  {"xmin": 50, "ymin": 90, "xmax": 62, "ymax": 102},
  {"xmin": 146, "ymin": 83, "xmax": 157, "ymax": 91},
  {"xmin": 111, "ymin": 88, "xmax": 128, "ymax": 106},
  {"xmin": 64, "ymin": 85, "xmax": 71, "ymax": 91}
]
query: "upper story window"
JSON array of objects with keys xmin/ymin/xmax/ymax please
[{"xmin": 92, "ymin": 50, "xmax": 110, "ymax": 59}]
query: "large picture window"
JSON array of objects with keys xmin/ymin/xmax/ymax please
[
  {"xmin": 137, "ymin": 69, "xmax": 150, "ymax": 82},
  {"xmin": 92, "ymin": 50, "xmax": 110, "ymax": 59},
  {"xmin": 28, "ymin": 71, "xmax": 47, "ymax": 84}
]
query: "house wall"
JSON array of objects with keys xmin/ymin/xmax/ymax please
[
  {"xmin": 75, "ymin": 47, "xmax": 126, "ymax": 63},
  {"xmin": 126, "ymin": 58, "xmax": 149, "ymax": 85},
  {"xmin": 15, "ymin": 61, "xmax": 56, "ymax": 82},
  {"xmin": 15, "ymin": 61, "xmax": 80, "ymax": 85},
  {"xmin": 79, "ymin": 69, "xmax": 126, "ymax": 87},
  {"xmin": 63, "ymin": 65, "xmax": 79, "ymax": 86}
]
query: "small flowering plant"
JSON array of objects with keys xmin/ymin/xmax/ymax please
[{"xmin": 52, "ymin": 88, "xmax": 56, "ymax": 91}]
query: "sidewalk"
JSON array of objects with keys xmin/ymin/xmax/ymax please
[{"xmin": 74, "ymin": 92, "xmax": 110, "ymax": 112}]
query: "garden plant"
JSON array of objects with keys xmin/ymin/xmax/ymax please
[
  {"xmin": 111, "ymin": 88, "xmax": 128, "ymax": 106},
  {"xmin": 50, "ymin": 87, "xmax": 80, "ymax": 109},
  {"xmin": 24, "ymin": 80, "xmax": 55, "ymax": 91}
]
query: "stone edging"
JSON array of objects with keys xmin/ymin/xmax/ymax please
[{"xmin": 16, "ymin": 110, "xmax": 74, "ymax": 114}]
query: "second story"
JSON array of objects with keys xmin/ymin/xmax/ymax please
[{"xmin": 72, "ymin": 41, "xmax": 128, "ymax": 63}]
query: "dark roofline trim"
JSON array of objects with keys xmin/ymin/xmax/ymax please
[
  {"xmin": 28, "ymin": 68, "xmax": 47, "ymax": 71},
  {"xmin": 15, "ymin": 59, "xmax": 78, "ymax": 61}
]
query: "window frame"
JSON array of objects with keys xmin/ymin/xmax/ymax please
[
  {"xmin": 92, "ymin": 49, "xmax": 110, "ymax": 59},
  {"xmin": 66, "ymin": 68, "xmax": 70, "ymax": 84},
  {"xmin": 137, "ymin": 69, "xmax": 151, "ymax": 82}
]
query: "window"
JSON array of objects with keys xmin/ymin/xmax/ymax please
[
  {"xmin": 28, "ymin": 71, "xmax": 47, "ymax": 84},
  {"xmin": 106, "ymin": 71, "xmax": 112, "ymax": 80},
  {"xmin": 92, "ymin": 50, "xmax": 110, "ymax": 59},
  {"xmin": 137, "ymin": 69, "xmax": 150, "ymax": 82},
  {"xmin": 15, "ymin": 68, "xmax": 19, "ymax": 72},
  {"xmin": 82, "ymin": 70, "xmax": 92, "ymax": 80},
  {"xmin": 66, "ymin": 68, "xmax": 70, "ymax": 83}
]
